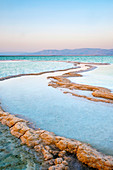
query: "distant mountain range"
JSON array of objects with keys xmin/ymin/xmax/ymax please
[{"xmin": 1, "ymin": 48, "xmax": 113, "ymax": 56}]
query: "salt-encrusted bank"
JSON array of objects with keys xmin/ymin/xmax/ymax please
[
  {"xmin": 0, "ymin": 61, "xmax": 113, "ymax": 169},
  {"xmin": 0, "ymin": 107, "xmax": 113, "ymax": 169},
  {"xmin": 48, "ymin": 72, "xmax": 113, "ymax": 104}
]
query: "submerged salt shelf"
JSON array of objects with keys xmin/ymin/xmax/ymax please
[
  {"xmin": 69, "ymin": 64, "xmax": 113, "ymax": 91},
  {"xmin": 0, "ymin": 61, "xmax": 73, "ymax": 78},
  {"xmin": 0, "ymin": 72, "xmax": 113, "ymax": 156},
  {"xmin": 0, "ymin": 123, "xmax": 42, "ymax": 169}
]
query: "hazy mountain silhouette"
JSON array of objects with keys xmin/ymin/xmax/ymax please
[
  {"xmin": 31, "ymin": 48, "xmax": 113, "ymax": 55},
  {"xmin": 1, "ymin": 48, "xmax": 113, "ymax": 56}
]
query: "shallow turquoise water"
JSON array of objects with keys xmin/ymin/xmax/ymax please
[
  {"xmin": 0, "ymin": 61, "xmax": 73, "ymax": 78},
  {"xmin": 0, "ymin": 74, "xmax": 113, "ymax": 156},
  {"xmin": 0, "ymin": 123, "xmax": 42, "ymax": 169},
  {"xmin": 0, "ymin": 55, "xmax": 113, "ymax": 63},
  {"xmin": 0, "ymin": 57, "xmax": 113, "ymax": 157},
  {"xmin": 0, "ymin": 124, "xmax": 92, "ymax": 170}
]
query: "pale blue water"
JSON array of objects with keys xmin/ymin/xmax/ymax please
[
  {"xmin": 69, "ymin": 64, "xmax": 113, "ymax": 91},
  {"xmin": 0, "ymin": 56, "xmax": 113, "ymax": 157},
  {"xmin": 0, "ymin": 74, "xmax": 113, "ymax": 156},
  {"xmin": 0, "ymin": 55, "xmax": 113, "ymax": 63},
  {"xmin": 0, "ymin": 61, "xmax": 73, "ymax": 78}
]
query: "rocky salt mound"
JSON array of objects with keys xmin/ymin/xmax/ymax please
[
  {"xmin": 0, "ymin": 107, "xmax": 113, "ymax": 170},
  {"xmin": 0, "ymin": 123, "xmax": 43, "ymax": 169},
  {"xmin": 48, "ymin": 66, "xmax": 113, "ymax": 104},
  {"xmin": 0, "ymin": 62, "xmax": 113, "ymax": 169}
]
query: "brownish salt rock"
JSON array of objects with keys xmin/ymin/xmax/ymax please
[
  {"xmin": 55, "ymin": 158, "xmax": 63, "ymax": 164},
  {"xmin": 2, "ymin": 114, "xmax": 25, "ymax": 127},
  {"xmin": 48, "ymin": 83, "xmax": 58, "ymax": 88},
  {"xmin": 64, "ymin": 166, "xmax": 69, "ymax": 170},
  {"xmin": 54, "ymin": 136, "xmax": 65, "ymax": 144},
  {"xmin": 44, "ymin": 145, "xmax": 59, "ymax": 157},
  {"xmin": 48, "ymin": 166, "xmax": 55, "ymax": 170},
  {"xmin": 0, "ymin": 111, "xmax": 4, "ymax": 116},
  {"xmin": 10, "ymin": 122, "xmax": 30, "ymax": 138},
  {"xmin": 63, "ymin": 156, "xmax": 71, "ymax": 162},
  {"xmin": 48, "ymin": 74, "xmax": 113, "ymax": 105},
  {"xmin": 0, "ymin": 112, "xmax": 9, "ymax": 118},
  {"xmin": 62, "ymin": 72, "xmax": 82, "ymax": 77},
  {"xmin": 55, "ymin": 82, "xmax": 65, "ymax": 87},
  {"xmin": 0, "ymin": 114, "xmax": 9, "ymax": 124},
  {"xmin": 42, "ymin": 147, "xmax": 53, "ymax": 161},
  {"xmin": 34, "ymin": 144, "xmax": 43, "ymax": 152},
  {"xmin": 26, "ymin": 136, "xmax": 41, "ymax": 147},
  {"xmin": 56, "ymin": 82, "xmax": 71, "ymax": 88},
  {"xmin": 0, "ymin": 106, "xmax": 3, "ymax": 111},
  {"xmin": 62, "ymin": 161, "xmax": 68, "ymax": 166},
  {"xmin": 77, "ymin": 144, "xmax": 113, "ymax": 170},
  {"xmin": 36, "ymin": 129, "xmax": 45, "ymax": 135},
  {"xmin": 58, "ymin": 151, "xmax": 66, "ymax": 157},
  {"xmin": 59, "ymin": 77, "xmax": 71, "ymax": 84},
  {"xmin": 92, "ymin": 91, "xmax": 113, "ymax": 100},
  {"xmin": 40, "ymin": 131, "xmax": 55, "ymax": 145},
  {"xmin": 20, "ymin": 129, "xmax": 40, "ymax": 147},
  {"xmin": 55, "ymin": 139, "xmax": 68, "ymax": 151},
  {"xmin": 0, "ymin": 112, "xmax": 9, "ymax": 122},
  {"xmin": 48, "ymin": 159, "xmax": 55, "ymax": 166},
  {"xmin": 48, "ymin": 164, "xmax": 67, "ymax": 170},
  {"xmin": 45, "ymin": 145, "xmax": 51, "ymax": 151},
  {"xmin": 67, "ymin": 139, "xmax": 82, "ymax": 154},
  {"xmin": 50, "ymin": 150, "xmax": 59, "ymax": 157},
  {"xmin": 7, "ymin": 117, "xmax": 25, "ymax": 127},
  {"xmin": 48, "ymin": 76, "xmax": 71, "ymax": 84}
]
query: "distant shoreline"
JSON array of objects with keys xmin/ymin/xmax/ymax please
[{"xmin": 0, "ymin": 55, "xmax": 113, "ymax": 57}]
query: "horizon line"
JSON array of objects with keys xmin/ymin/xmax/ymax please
[{"xmin": 0, "ymin": 48, "xmax": 113, "ymax": 54}]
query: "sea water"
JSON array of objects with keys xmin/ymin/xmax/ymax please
[
  {"xmin": 0, "ymin": 57, "xmax": 113, "ymax": 157},
  {"xmin": 0, "ymin": 61, "xmax": 73, "ymax": 78},
  {"xmin": 0, "ymin": 55, "xmax": 113, "ymax": 63},
  {"xmin": 69, "ymin": 64, "xmax": 113, "ymax": 91},
  {"xmin": 0, "ymin": 72, "xmax": 113, "ymax": 156}
]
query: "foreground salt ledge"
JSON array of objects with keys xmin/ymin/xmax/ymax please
[
  {"xmin": 0, "ymin": 62, "xmax": 113, "ymax": 169},
  {"xmin": 0, "ymin": 107, "xmax": 113, "ymax": 169}
]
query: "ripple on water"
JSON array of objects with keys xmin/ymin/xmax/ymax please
[
  {"xmin": 0, "ymin": 55, "xmax": 113, "ymax": 63},
  {"xmin": 0, "ymin": 61, "xmax": 74, "ymax": 78}
]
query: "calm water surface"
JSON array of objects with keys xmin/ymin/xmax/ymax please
[
  {"xmin": 0, "ymin": 56, "xmax": 113, "ymax": 158},
  {"xmin": 0, "ymin": 61, "xmax": 73, "ymax": 78},
  {"xmin": 69, "ymin": 64, "xmax": 113, "ymax": 91},
  {"xmin": 0, "ymin": 73, "xmax": 113, "ymax": 156},
  {"xmin": 0, "ymin": 55, "xmax": 113, "ymax": 63}
]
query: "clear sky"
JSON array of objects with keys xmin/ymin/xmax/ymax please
[{"xmin": 0, "ymin": 0, "xmax": 113, "ymax": 52}]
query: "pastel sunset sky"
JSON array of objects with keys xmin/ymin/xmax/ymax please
[{"xmin": 0, "ymin": 0, "xmax": 113, "ymax": 52}]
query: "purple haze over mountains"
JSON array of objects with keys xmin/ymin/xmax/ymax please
[{"xmin": 0, "ymin": 48, "xmax": 113, "ymax": 56}]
